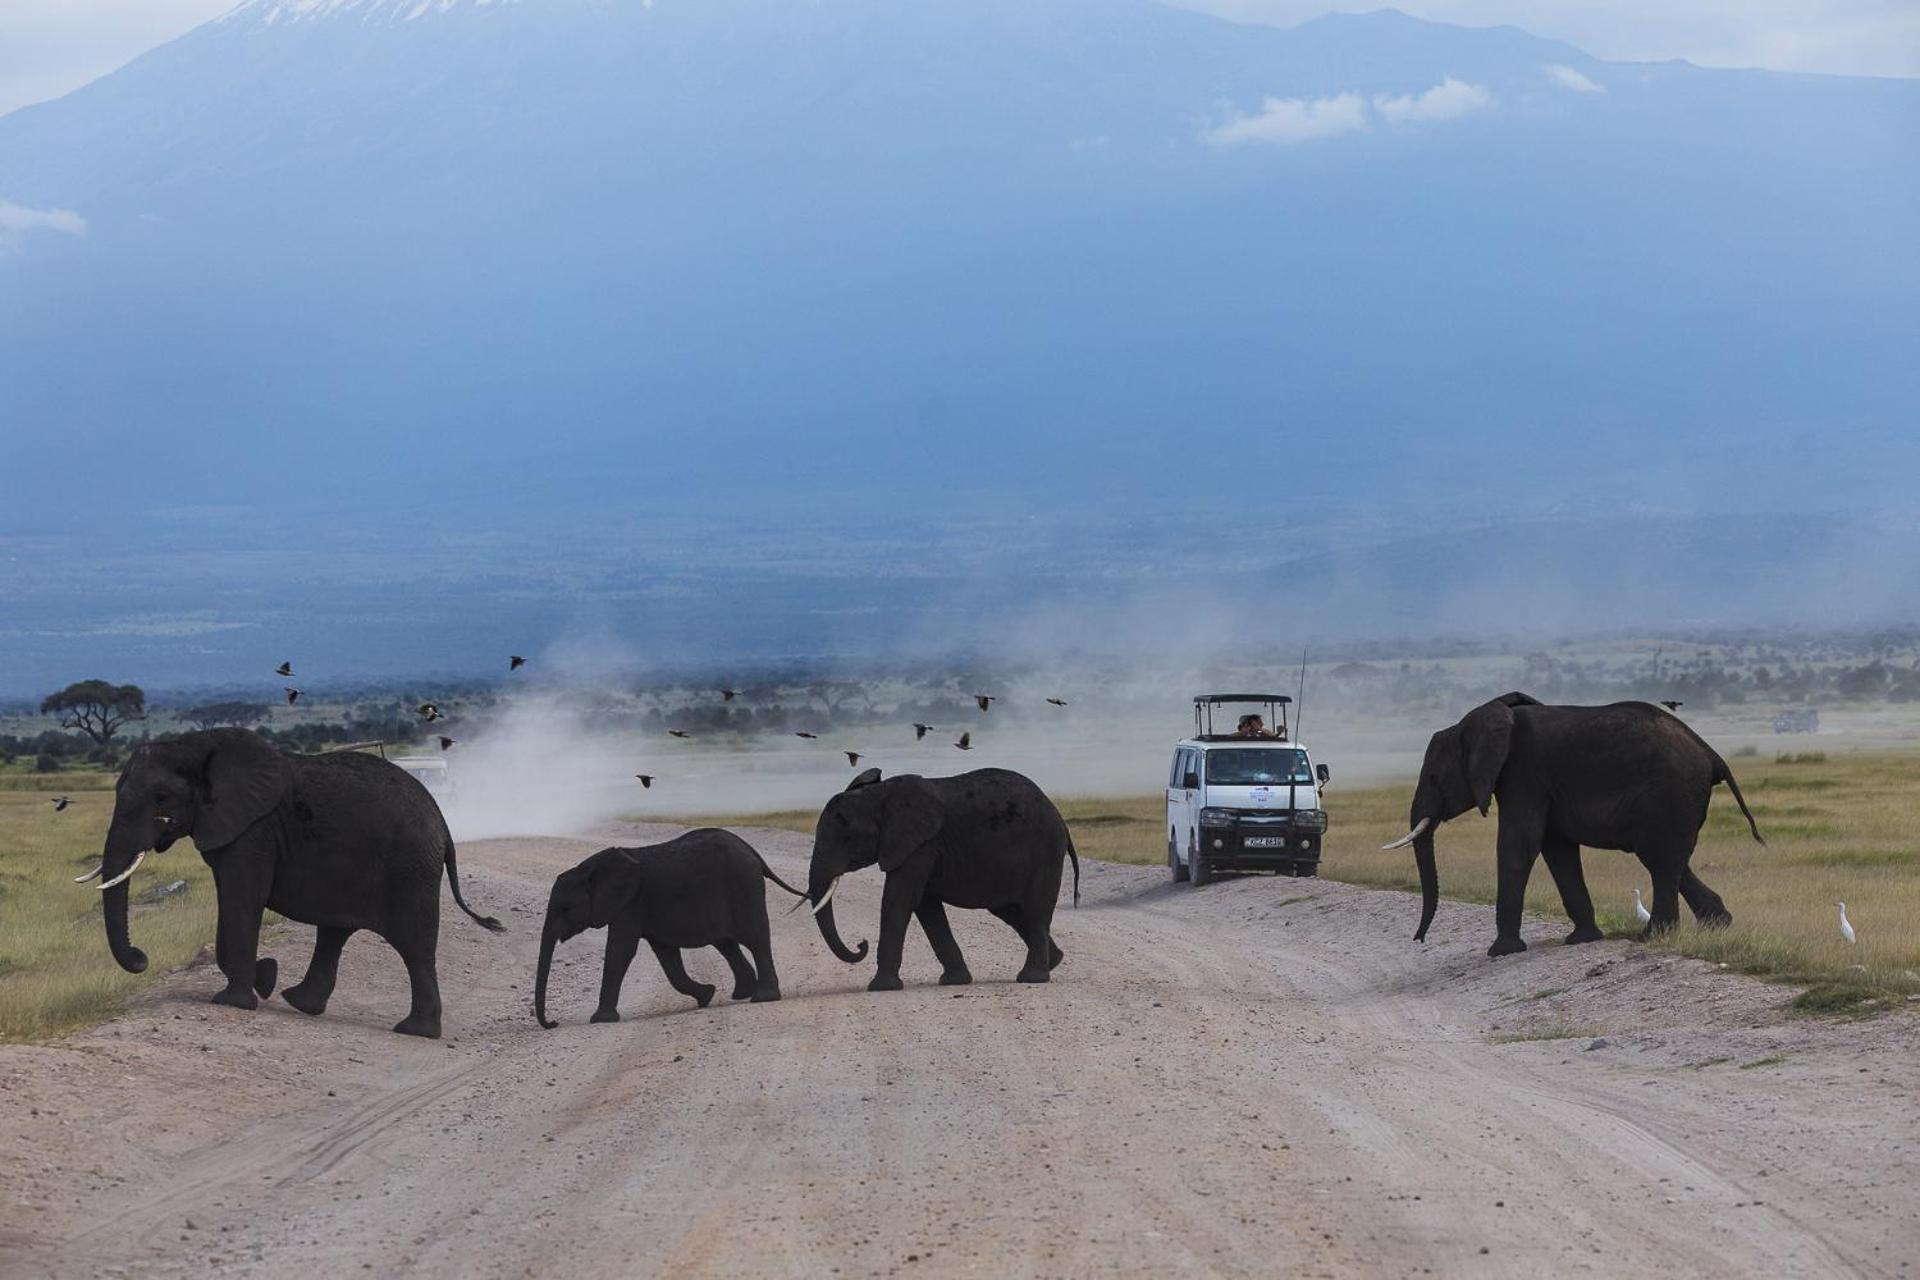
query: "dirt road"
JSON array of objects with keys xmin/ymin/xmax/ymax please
[{"xmin": 3, "ymin": 825, "xmax": 1914, "ymax": 1278}]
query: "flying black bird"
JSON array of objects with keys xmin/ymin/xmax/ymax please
[
  {"xmin": 284, "ymin": 687, "xmax": 302, "ymax": 705},
  {"xmin": 635, "ymin": 774, "xmax": 654, "ymax": 789},
  {"xmin": 955, "ymin": 732, "xmax": 972, "ymax": 751},
  {"xmin": 275, "ymin": 661, "xmax": 293, "ymax": 677},
  {"xmin": 794, "ymin": 731, "xmax": 819, "ymax": 740},
  {"xmin": 417, "ymin": 703, "xmax": 442, "ymax": 722},
  {"xmin": 437, "ymin": 736, "xmax": 455, "ymax": 751},
  {"xmin": 509, "ymin": 655, "xmax": 527, "ymax": 671},
  {"xmin": 50, "ymin": 796, "xmax": 71, "ymax": 812},
  {"xmin": 845, "ymin": 751, "xmax": 862, "ymax": 767},
  {"xmin": 913, "ymin": 723, "xmax": 934, "ymax": 740},
  {"xmin": 1046, "ymin": 697, "xmax": 1068, "ymax": 707},
  {"xmin": 973, "ymin": 695, "xmax": 996, "ymax": 712},
  {"xmin": 1660, "ymin": 700, "xmax": 1683, "ymax": 712},
  {"xmin": 720, "ymin": 689, "xmax": 738, "ymax": 703},
  {"xmin": 668, "ymin": 729, "xmax": 690, "ymax": 739}
]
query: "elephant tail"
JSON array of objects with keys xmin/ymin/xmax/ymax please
[
  {"xmin": 755, "ymin": 852, "xmax": 810, "ymax": 902},
  {"xmin": 1066, "ymin": 833, "xmax": 1080, "ymax": 907},
  {"xmin": 1715, "ymin": 758, "xmax": 1766, "ymax": 847},
  {"xmin": 445, "ymin": 840, "xmax": 507, "ymax": 933}
]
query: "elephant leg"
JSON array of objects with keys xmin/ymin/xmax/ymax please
[
  {"xmin": 593, "ymin": 926, "xmax": 642, "ymax": 1021},
  {"xmin": 1637, "ymin": 842, "xmax": 1687, "ymax": 938},
  {"xmin": 868, "ymin": 870, "xmax": 927, "ymax": 992},
  {"xmin": 388, "ymin": 925, "xmax": 443, "ymax": 1039},
  {"xmin": 1488, "ymin": 820, "xmax": 1542, "ymax": 958},
  {"xmin": 1014, "ymin": 895, "xmax": 1057, "ymax": 984},
  {"xmin": 914, "ymin": 896, "xmax": 971, "ymax": 986},
  {"xmin": 282, "ymin": 926, "xmax": 355, "ymax": 1016},
  {"xmin": 988, "ymin": 904, "xmax": 1063, "ymax": 970},
  {"xmin": 714, "ymin": 940, "xmax": 758, "ymax": 1001},
  {"xmin": 210, "ymin": 865, "xmax": 269, "ymax": 1009},
  {"xmin": 1540, "ymin": 836, "xmax": 1602, "ymax": 945},
  {"xmin": 742, "ymin": 928, "xmax": 782, "ymax": 1004},
  {"xmin": 650, "ymin": 942, "xmax": 716, "ymax": 1009},
  {"xmin": 1679, "ymin": 864, "xmax": 1732, "ymax": 928}
]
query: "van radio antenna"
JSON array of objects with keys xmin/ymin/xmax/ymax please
[{"xmin": 1294, "ymin": 644, "xmax": 1309, "ymax": 741}]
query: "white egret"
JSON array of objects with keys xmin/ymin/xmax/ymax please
[
  {"xmin": 1632, "ymin": 888, "xmax": 1652, "ymax": 926},
  {"xmin": 1837, "ymin": 902, "xmax": 1856, "ymax": 945}
]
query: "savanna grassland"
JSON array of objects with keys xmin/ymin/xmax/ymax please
[
  {"xmin": 681, "ymin": 753, "xmax": 1920, "ymax": 1013},
  {"xmin": 0, "ymin": 767, "xmax": 219, "ymax": 1041}
]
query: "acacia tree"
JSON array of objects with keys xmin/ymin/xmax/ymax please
[
  {"xmin": 185, "ymin": 701, "xmax": 269, "ymax": 731},
  {"xmin": 41, "ymin": 680, "xmax": 146, "ymax": 747}
]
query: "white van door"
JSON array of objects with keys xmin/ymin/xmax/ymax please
[{"xmin": 1166, "ymin": 747, "xmax": 1199, "ymax": 861}]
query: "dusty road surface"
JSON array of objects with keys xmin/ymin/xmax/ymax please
[{"xmin": 2, "ymin": 825, "xmax": 1915, "ymax": 1278}]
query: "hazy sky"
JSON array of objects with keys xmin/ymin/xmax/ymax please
[{"xmin": 0, "ymin": 0, "xmax": 1914, "ymax": 116}]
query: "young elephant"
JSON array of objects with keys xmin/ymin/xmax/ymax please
[{"xmin": 533, "ymin": 829, "xmax": 806, "ymax": 1027}]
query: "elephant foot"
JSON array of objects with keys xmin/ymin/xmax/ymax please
[
  {"xmin": 392, "ymin": 1013, "xmax": 442, "ymax": 1039},
  {"xmin": 1562, "ymin": 926, "xmax": 1605, "ymax": 946},
  {"xmin": 1696, "ymin": 910, "xmax": 1733, "ymax": 930},
  {"xmin": 589, "ymin": 1007, "xmax": 621, "ymax": 1023},
  {"xmin": 1016, "ymin": 966, "xmax": 1051, "ymax": 984},
  {"xmin": 749, "ymin": 985, "xmax": 782, "ymax": 1003},
  {"xmin": 730, "ymin": 983, "xmax": 756, "ymax": 1001},
  {"xmin": 692, "ymin": 983, "xmax": 716, "ymax": 1009},
  {"xmin": 211, "ymin": 985, "xmax": 259, "ymax": 1010},
  {"xmin": 1486, "ymin": 936, "xmax": 1528, "ymax": 958},
  {"xmin": 867, "ymin": 973, "xmax": 904, "ymax": 992},
  {"xmin": 280, "ymin": 982, "xmax": 329, "ymax": 1016},
  {"xmin": 252, "ymin": 958, "xmax": 278, "ymax": 999},
  {"xmin": 1047, "ymin": 943, "xmax": 1065, "ymax": 971},
  {"xmin": 938, "ymin": 967, "xmax": 973, "ymax": 986}
]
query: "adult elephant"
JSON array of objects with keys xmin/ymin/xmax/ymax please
[
  {"xmin": 1385, "ymin": 693, "xmax": 1763, "ymax": 957},
  {"xmin": 808, "ymin": 768, "xmax": 1079, "ymax": 991},
  {"xmin": 83, "ymin": 729, "xmax": 504, "ymax": 1037}
]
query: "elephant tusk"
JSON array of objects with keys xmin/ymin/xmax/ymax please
[
  {"xmin": 74, "ymin": 864, "xmax": 103, "ymax": 883},
  {"xmin": 1381, "ymin": 817, "xmax": 1432, "ymax": 851},
  {"xmin": 810, "ymin": 875, "xmax": 842, "ymax": 916},
  {"xmin": 97, "ymin": 850, "xmax": 147, "ymax": 891}
]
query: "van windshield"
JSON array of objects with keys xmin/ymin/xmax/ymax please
[{"xmin": 1205, "ymin": 749, "xmax": 1313, "ymax": 786}]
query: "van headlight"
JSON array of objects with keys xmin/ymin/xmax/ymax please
[
  {"xmin": 1293, "ymin": 809, "xmax": 1328, "ymax": 834},
  {"xmin": 1199, "ymin": 808, "xmax": 1235, "ymax": 827}
]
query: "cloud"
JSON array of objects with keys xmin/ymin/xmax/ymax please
[
  {"xmin": 0, "ymin": 198, "xmax": 86, "ymax": 250},
  {"xmin": 1544, "ymin": 63, "xmax": 1606, "ymax": 94},
  {"xmin": 1373, "ymin": 76, "xmax": 1496, "ymax": 123},
  {"xmin": 1206, "ymin": 90, "xmax": 1371, "ymax": 146},
  {"xmin": 1206, "ymin": 78, "xmax": 1493, "ymax": 146}
]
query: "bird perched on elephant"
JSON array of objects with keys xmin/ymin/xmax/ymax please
[
  {"xmin": 1385, "ymin": 693, "xmax": 1763, "ymax": 957},
  {"xmin": 807, "ymin": 767, "xmax": 1079, "ymax": 991},
  {"xmin": 534, "ymin": 830, "xmax": 806, "ymax": 1028},
  {"xmin": 82, "ymin": 729, "xmax": 504, "ymax": 1038}
]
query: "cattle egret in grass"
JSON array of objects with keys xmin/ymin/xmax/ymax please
[
  {"xmin": 1838, "ymin": 902, "xmax": 1856, "ymax": 944},
  {"xmin": 1632, "ymin": 888, "xmax": 1652, "ymax": 926}
]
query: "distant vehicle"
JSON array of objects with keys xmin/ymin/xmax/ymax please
[
  {"xmin": 390, "ymin": 756, "xmax": 456, "ymax": 799},
  {"xmin": 1167, "ymin": 694, "xmax": 1330, "ymax": 886},
  {"xmin": 1772, "ymin": 708, "xmax": 1820, "ymax": 734}
]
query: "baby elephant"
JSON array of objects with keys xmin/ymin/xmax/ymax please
[{"xmin": 534, "ymin": 829, "xmax": 806, "ymax": 1028}]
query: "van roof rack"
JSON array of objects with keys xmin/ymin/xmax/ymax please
[{"xmin": 1191, "ymin": 694, "xmax": 1292, "ymax": 741}]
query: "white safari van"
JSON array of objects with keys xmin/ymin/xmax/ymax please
[{"xmin": 1167, "ymin": 694, "xmax": 1329, "ymax": 885}]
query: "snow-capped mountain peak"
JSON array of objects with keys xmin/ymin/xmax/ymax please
[{"xmin": 221, "ymin": 0, "xmax": 525, "ymax": 28}]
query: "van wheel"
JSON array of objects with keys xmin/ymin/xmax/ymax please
[
  {"xmin": 1189, "ymin": 837, "xmax": 1213, "ymax": 887},
  {"xmin": 1169, "ymin": 835, "xmax": 1188, "ymax": 883}
]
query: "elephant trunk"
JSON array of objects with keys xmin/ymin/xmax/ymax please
[
  {"xmin": 808, "ymin": 865, "xmax": 869, "ymax": 964},
  {"xmin": 99, "ymin": 818, "xmax": 150, "ymax": 974},
  {"xmin": 534, "ymin": 915, "xmax": 559, "ymax": 1029},
  {"xmin": 1412, "ymin": 826, "xmax": 1439, "ymax": 943}
]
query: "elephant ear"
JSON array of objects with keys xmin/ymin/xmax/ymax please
[
  {"xmin": 1458, "ymin": 697, "xmax": 1521, "ymax": 817},
  {"xmin": 877, "ymin": 780, "xmax": 943, "ymax": 872},
  {"xmin": 194, "ymin": 731, "xmax": 292, "ymax": 852},
  {"xmin": 581, "ymin": 852, "xmax": 641, "ymax": 928},
  {"xmin": 846, "ymin": 767, "xmax": 882, "ymax": 791}
]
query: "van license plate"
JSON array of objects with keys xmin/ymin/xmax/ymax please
[{"xmin": 1244, "ymin": 836, "xmax": 1286, "ymax": 848}]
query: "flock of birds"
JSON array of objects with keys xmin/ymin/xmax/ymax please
[{"xmin": 41, "ymin": 671, "xmax": 1868, "ymax": 948}]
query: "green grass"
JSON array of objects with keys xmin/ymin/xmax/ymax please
[{"xmin": 0, "ymin": 769, "xmax": 221, "ymax": 1042}]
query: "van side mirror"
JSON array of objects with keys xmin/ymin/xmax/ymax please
[
  {"xmin": 1316, "ymin": 763, "xmax": 1331, "ymax": 785},
  {"xmin": 1182, "ymin": 772, "xmax": 1200, "ymax": 791}
]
